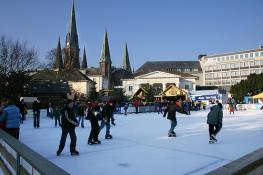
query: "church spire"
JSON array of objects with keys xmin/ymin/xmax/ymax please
[
  {"xmin": 81, "ymin": 47, "xmax": 87, "ymax": 69},
  {"xmin": 64, "ymin": 0, "xmax": 80, "ymax": 69},
  {"xmin": 55, "ymin": 37, "xmax": 63, "ymax": 70},
  {"xmin": 66, "ymin": 0, "xmax": 79, "ymax": 49},
  {"xmin": 100, "ymin": 30, "xmax": 111, "ymax": 63},
  {"xmin": 122, "ymin": 42, "xmax": 132, "ymax": 72}
]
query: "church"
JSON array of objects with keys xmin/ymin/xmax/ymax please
[{"xmin": 30, "ymin": 0, "xmax": 133, "ymax": 102}]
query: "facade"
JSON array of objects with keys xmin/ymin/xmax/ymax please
[
  {"xmin": 199, "ymin": 46, "xmax": 263, "ymax": 90},
  {"xmin": 122, "ymin": 71, "xmax": 196, "ymax": 97}
]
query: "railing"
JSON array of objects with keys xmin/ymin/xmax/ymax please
[
  {"xmin": 0, "ymin": 129, "xmax": 70, "ymax": 175},
  {"xmin": 205, "ymin": 147, "xmax": 263, "ymax": 175},
  {"xmin": 115, "ymin": 105, "xmax": 158, "ymax": 114}
]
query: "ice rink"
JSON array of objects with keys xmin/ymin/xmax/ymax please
[{"xmin": 19, "ymin": 109, "xmax": 263, "ymax": 175}]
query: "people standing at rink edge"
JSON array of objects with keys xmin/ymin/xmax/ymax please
[
  {"xmin": 0, "ymin": 98, "xmax": 20, "ymax": 139},
  {"xmin": 207, "ymin": 101, "xmax": 223, "ymax": 144}
]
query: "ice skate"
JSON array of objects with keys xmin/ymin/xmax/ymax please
[
  {"xmin": 209, "ymin": 139, "xmax": 215, "ymax": 144},
  {"xmin": 211, "ymin": 135, "xmax": 217, "ymax": 142},
  {"xmin": 105, "ymin": 134, "xmax": 113, "ymax": 139},
  {"xmin": 93, "ymin": 140, "xmax": 101, "ymax": 144},
  {"xmin": 71, "ymin": 150, "xmax": 79, "ymax": 156},
  {"xmin": 168, "ymin": 132, "xmax": 176, "ymax": 137}
]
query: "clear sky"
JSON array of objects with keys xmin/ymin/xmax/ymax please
[{"xmin": 1, "ymin": 0, "xmax": 263, "ymax": 70}]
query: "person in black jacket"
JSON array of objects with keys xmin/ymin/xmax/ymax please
[
  {"xmin": 99, "ymin": 101, "xmax": 114, "ymax": 139},
  {"xmin": 32, "ymin": 97, "xmax": 41, "ymax": 128},
  {"xmin": 57, "ymin": 99, "xmax": 79, "ymax": 156},
  {"xmin": 163, "ymin": 100, "xmax": 187, "ymax": 137},
  {"xmin": 87, "ymin": 101, "xmax": 101, "ymax": 145}
]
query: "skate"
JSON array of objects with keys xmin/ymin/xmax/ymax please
[
  {"xmin": 71, "ymin": 150, "xmax": 79, "ymax": 156},
  {"xmin": 93, "ymin": 140, "xmax": 101, "ymax": 144},
  {"xmin": 211, "ymin": 135, "xmax": 217, "ymax": 142},
  {"xmin": 105, "ymin": 134, "xmax": 113, "ymax": 139},
  {"xmin": 209, "ymin": 139, "xmax": 215, "ymax": 144},
  {"xmin": 168, "ymin": 132, "xmax": 176, "ymax": 137}
]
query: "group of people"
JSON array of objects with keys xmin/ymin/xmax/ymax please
[
  {"xmin": 56, "ymin": 99, "xmax": 116, "ymax": 156},
  {"xmin": 162, "ymin": 99, "xmax": 223, "ymax": 144}
]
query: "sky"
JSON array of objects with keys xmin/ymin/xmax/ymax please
[
  {"xmin": 0, "ymin": 0, "xmax": 263, "ymax": 70},
  {"xmin": 17, "ymin": 108, "xmax": 263, "ymax": 175}
]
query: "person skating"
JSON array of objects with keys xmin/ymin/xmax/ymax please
[
  {"xmin": 87, "ymin": 102, "xmax": 101, "ymax": 145},
  {"xmin": 163, "ymin": 100, "xmax": 187, "ymax": 137},
  {"xmin": 19, "ymin": 99, "xmax": 27, "ymax": 123},
  {"xmin": 99, "ymin": 101, "xmax": 114, "ymax": 139},
  {"xmin": 32, "ymin": 97, "xmax": 41, "ymax": 128},
  {"xmin": 207, "ymin": 102, "xmax": 223, "ymax": 144},
  {"xmin": 56, "ymin": 99, "xmax": 79, "ymax": 156}
]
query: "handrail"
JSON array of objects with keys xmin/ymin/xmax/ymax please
[
  {"xmin": 0, "ymin": 129, "xmax": 70, "ymax": 175},
  {"xmin": 205, "ymin": 147, "xmax": 263, "ymax": 175}
]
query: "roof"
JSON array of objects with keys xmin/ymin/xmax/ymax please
[
  {"xmin": 32, "ymin": 69, "xmax": 94, "ymax": 82},
  {"xmin": 29, "ymin": 80, "xmax": 70, "ymax": 94},
  {"xmin": 133, "ymin": 69, "xmax": 197, "ymax": 78},
  {"xmin": 85, "ymin": 67, "xmax": 102, "ymax": 76},
  {"xmin": 135, "ymin": 61, "xmax": 201, "ymax": 77},
  {"xmin": 253, "ymin": 92, "xmax": 263, "ymax": 99}
]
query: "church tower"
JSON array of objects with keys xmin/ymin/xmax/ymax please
[
  {"xmin": 99, "ymin": 31, "xmax": 112, "ymax": 79},
  {"xmin": 64, "ymin": 0, "xmax": 80, "ymax": 69},
  {"xmin": 122, "ymin": 42, "xmax": 132, "ymax": 73},
  {"xmin": 54, "ymin": 37, "xmax": 63, "ymax": 70},
  {"xmin": 81, "ymin": 47, "xmax": 87, "ymax": 69}
]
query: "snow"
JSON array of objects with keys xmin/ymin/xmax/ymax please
[{"xmin": 19, "ymin": 109, "xmax": 263, "ymax": 175}]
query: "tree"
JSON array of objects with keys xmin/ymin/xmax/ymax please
[
  {"xmin": 89, "ymin": 85, "xmax": 98, "ymax": 101},
  {"xmin": 230, "ymin": 73, "xmax": 263, "ymax": 102},
  {"xmin": 44, "ymin": 48, "xmax": 65, "ymax": 69},
  {"xmin": 110, "ymin": 88, "xmax": 125, "ymax": 104},
  {"xmin": 0, "ymin": 35, "xmax": 39, "ymax": 99}
]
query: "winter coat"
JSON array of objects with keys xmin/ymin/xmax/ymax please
[
  {"xmin": 207, "ymin": 105, "xmax": 223, "ymax": 125},
  {"xmin": 61, "ymin": 106, "xmax": 78, "ymax": 130},
  {"xmin": 0, "ymin": 105, "xmax": 20, "ymax": 129},
  {"xmin": 163, "ymin": 103, "xmax": 186, "ymax": 120},
  {"xmin": 32, "ymin": 100, "xmax": 40, "ymax": 113}
]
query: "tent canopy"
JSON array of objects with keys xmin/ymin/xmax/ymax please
[{"xmin": 253, "ymin": 92, "xmax": 263, "ymax": 99}]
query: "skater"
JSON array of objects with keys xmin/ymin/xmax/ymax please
[
  {"xmin": 124, "ymin": 102, "xmax": 129, "ymax": 115},
  {"xmin": 228, "ymin": 98, "xmax": 235, "ymax": 115},
  {"xmin": 163, "ymin": 100, "xmax": 187, "ymax": 137},
  {"xmin": 207, "ymin": 102, "xmax": 223, "ymax": 144},
  {"xmin": 0, "ymin": 98, "xmax": 20, "ymax": 139},
  {"xmin": 77, "ymin": 102, "xmax": 85, "ymax": 128},
  {"xmin": 19, "ymin": 99, "xmax": 27, "ymax": 123},
  {"xmin": 99, "ymin": 101, "xmax": 113, "ymax": 139},
  {"xmin": 87, "ymin": 102, "xmax": 101, "ymax": 145},
  {"xmin": 57, "ymin": 99, "xmax": 79, "ymax": 156},
  {"xmin": 53, "ymin": 105, "xmax": 61, "ymax": 127},
  {"xmin": 32, "ymin": 97, "xmax": 41, "ymax": 128},
  {"xmin": 134, "ymin": 100, "xmax": 139, "ymax": 114}
]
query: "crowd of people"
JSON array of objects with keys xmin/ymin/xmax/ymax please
[{"xmin": 0, "ymin": 95, "xmax": 227, "ymax": 156}]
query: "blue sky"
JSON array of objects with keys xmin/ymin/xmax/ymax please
[{"xmin": 1, "ymin": 0, "xmax": 263, "ymax": 69}]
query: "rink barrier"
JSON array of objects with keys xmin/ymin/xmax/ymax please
[
  {"xmin": 206, "ymin": 147, "xmax": 263, "ymax": 175},
  {"xmin": 0, "ymin": 129, "xmax": 70, "ymax": 175}
]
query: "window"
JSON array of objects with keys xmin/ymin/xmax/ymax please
[
  {"xmin": 128, "ymin": 86, "xmax": 133, "ymax": 92},
  {"xmin": 234, "ymin": 62, "xmax": 240, "ymax": 68},
  {"xmin": 226, "ymin": 56, "xmax": 229, "ymax": 61},
  {"xmin": 235, "ymin": 55, "xmax": 239, "ymax": 60},
  {"xmin": 231, "ymin": 63, "xmax": 235, "ymax": 69},
  {"xmin": 255, "ymin": 60, "xmax": 260, "ymax": 66},
  {"xmin": 250, "ymin": 61, "xmax": 255, "ymax": 67},
  {"xmin": 221, "ymin": 64, "xmax": 226, "ymax": 69},
  {"xmin": 240, "ymin": 62, "xmax": 245, "ymax": 67},
  {"xmin": 230, "ymin": 55, "xmax": 234, "ymax": 60},
  {"xmin": 245, "ymin": 54, "xmax": 249, "ymax": 58},
  {"xmin": 250, "ymin": 53, "xmax": 254, "ymax": 58},
  {"xmin": 260, "ymin": 52, "xmax": 263, "ymax": 56},
  {"xmin": 193, "ymin": 68, "xmax": 198, "ymax": 72},
  {"xmin": 185, "ymin": 84, "xmax": 189, "ymax": 90},
  {"xmin": 240, "ymin": 54, "xmax": 244, "ymax": 59},
  {"xmin": 255, "ymin": 52, "xmax": 259, "ymax": 57},
  {"xmin": 225, "ymin": 64, "xmax": 230, "ymax": 69},
  {"xmin": 213, "ymin": 65, "xmax": 217, "ymax": 70},
  {"xmin": 261, "ymin": 60, "xmax": 263, "ymax": 65},
  {"xmin": 245, "ymin": 62, "xmax": 249, "ymax": 67}
]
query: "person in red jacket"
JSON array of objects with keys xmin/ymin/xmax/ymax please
[{"xmin": 134, "ymin": 100, "xmax": 139, "ymax": 114}]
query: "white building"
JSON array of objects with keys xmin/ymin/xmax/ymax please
[
  {"xmin": 199, "ymin": 46, "xmax": 263, "ymax": 90},
  {"xmin": 122, "ymin": 71, "xmax": 197, "ymax": 97}
]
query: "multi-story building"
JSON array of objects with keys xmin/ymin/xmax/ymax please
[{"xmin": 199, "ymin": 46, "xmax": 263, "ymax": 91}]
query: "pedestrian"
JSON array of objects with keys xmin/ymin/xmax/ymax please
[
  {"xmin": 99, "ymin": 101, "xmax": 113, "ymax": 139},
  {"xmin": 163, "ymin": 100, "xmax": 187, "ymax": 137},
  {"xmin": 87, "ymin": 101, "xmax": 101, "ymax": 145},
  {"xmin": 47, "ymin": 103, "xmax": 53, "ymax": 119},
  {"xmin": 19, "ymin": 99, "xmax": 27, "ymax": 123},
  {"xmin": 0, "ymin": 98, "xmax": 20, "ymax": 139},
  {"xmin": 77, "ymin": 102, "xmax": 85, "ymax": 128},
  {"xmin": 207, "ymin": 102, "xmax": 223, "ymax": 144},
  {"xmin": 228, "ymin": 98, "xmax": 235, "ymax": 115},
  {"xmin": 134, "ymin": 100, "xmax": 139, "ymax": 114},
  {"xmin": 124, "ymin": 102, "xmax": 129, "ymax": 115},
  {"xmin": 32, "ymin": 97, "xmax": 41, "ymax": 128},
  {"xmin": 53, "ymin": 105, "xmax": 61, "ymax": 127},
  {"xmin": 56, "ymin": 99, "xmax": 79, "ymax": 156}
]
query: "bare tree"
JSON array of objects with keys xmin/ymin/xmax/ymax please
[
  {"xmin": 0, "ymin": 35, "xmax": 39, "ymax": 98},
  {"xmin": 44, "ymin": 48, "xmax": 65, "ymax": 69}
]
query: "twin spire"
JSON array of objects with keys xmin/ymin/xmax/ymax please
[{"xmin": 54, "ymin": 0, "xmax": 132, "ymax": 72}]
